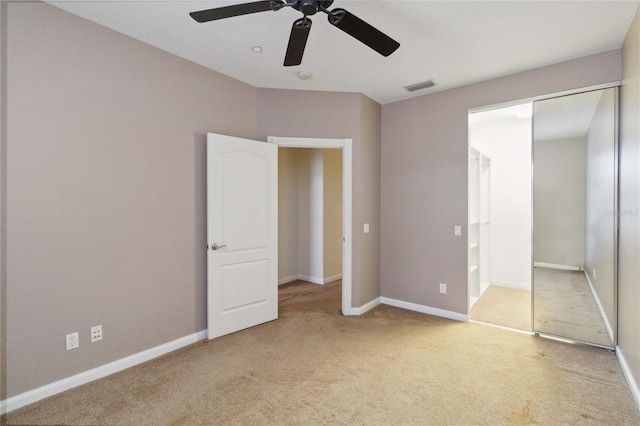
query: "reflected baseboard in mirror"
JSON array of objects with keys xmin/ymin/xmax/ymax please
[{"xmin": 533, "ymin": 266, "xmax": 611, "ymax": 347}]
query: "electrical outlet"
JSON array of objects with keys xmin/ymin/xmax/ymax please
[
  {"xmin": 66, "ymin": 332, "xmax": 79, "ymax": 351},
  {"xmin": 91, "ymin": 325, "xmax": 103, "ymax": 343},
  {"xmin": 440, "ymin": 283, "xmax": 447, "ymax": 294}
]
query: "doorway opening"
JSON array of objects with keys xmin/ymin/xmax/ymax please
[
  {"xmin": 467, "ymin": 103, "xmax": 533, "ymax": 331},
  {"xmin": 268, "ymin": 137, "xmax": 354, "ymax": 316},
  {"xmin": 277, "ymin": 147, "xmax": 343, "ymax": 313}
]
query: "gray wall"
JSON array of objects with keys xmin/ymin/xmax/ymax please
[
  {"xmin": 256, "ymin": 90, "xmax": 382, "ymax": 307},
  {"xmin": 296, "ymin": 149, "xmax": 324, "ymax": 281},
  {"xmin": 381, "ymin": 50, "xmax": 621, "ymax": 315},
  {"xmin": 1, "ymin": 0, "xmax": 6, "ymax": 406},
  {"xmin": 533, "ymin": 136, "xmax": 587, "ymax": 268},
  {"xmin": 585, "ymin": 88, "xmax": 616, "ymax": 332},
  {"xmin": 323, "ymin": 148, "xmax": 343, "ymax": 280},
  {"xmin": 5, "ymin": 4, "xmax": 384, "ymax": 398},
  {"xmin": 277, "ymin": 148, "xmax": 300, "ymax": 282},
  {"xmin": 6, "ymin": 3, "xmax": 257, "ymax": 396},
  {"xmin": 357, "ymin": 95, "xmax": 382, "ymax": 306},
  {"xmin": 619, "ymin": 5, "xmax": 640, "ymax": 403}
]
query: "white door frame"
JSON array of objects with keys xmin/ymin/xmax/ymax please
[{"xmin": 267, "ymin": 136, "xmax": 354, "ymax": 316}]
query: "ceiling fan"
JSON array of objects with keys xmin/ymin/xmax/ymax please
[{"xmin": 189, "ymin": 0, "xmax": 400, "ymax": 66}]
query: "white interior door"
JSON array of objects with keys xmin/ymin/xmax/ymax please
[{"xmin": 207, "ymin": 133, "xmax": 278, "ymax": 339}]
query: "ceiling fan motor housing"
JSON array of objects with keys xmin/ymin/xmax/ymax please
[{"xmin": 294, "ymin": 0, "xmax": 334, "ymax": 16}]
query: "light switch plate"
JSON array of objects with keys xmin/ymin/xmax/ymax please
[
  {"xmin": 454, "ymin": 225, "xmax": 462, "ymax": 236},
  {"xmin": 364, "ymin": 223, "xmax": 370, "ymax": 233}
]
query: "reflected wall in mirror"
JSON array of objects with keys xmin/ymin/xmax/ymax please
[{"xmin": 533, "ymin": 87, "xmax": 617, "ymax": 348}]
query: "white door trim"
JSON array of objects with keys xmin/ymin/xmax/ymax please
[{"xmin": 267, "ymin": 136, "xmax": 355, "ymax": 316}]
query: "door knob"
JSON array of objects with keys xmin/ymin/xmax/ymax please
[{"xmin": 210, "ymin": 243, "xmax": 227, "ymax": 250}]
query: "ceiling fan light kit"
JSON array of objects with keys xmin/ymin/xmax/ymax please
[{"xmin": 190, "ymin": 0, "xmax": 400, "ymax": 67}]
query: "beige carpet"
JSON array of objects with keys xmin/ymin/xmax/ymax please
[
  {"xmin": 278, "ymin": 279, "xmax": 342, "ymax": 312},
  {"xmin": 4, "ymin": 281, "xmax": 638, "ymax": 425},
  {"xmin": 470, "ymin": 285, "xmax": 531, "ymax": 331},
  {"xmin": 533, "ymin": 267, "xmax": 611, "ymax": 347}
]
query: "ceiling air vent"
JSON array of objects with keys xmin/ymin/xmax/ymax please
[{"xmin": 404, "ymin": 79, "xmax": 436, "ymax": 92}]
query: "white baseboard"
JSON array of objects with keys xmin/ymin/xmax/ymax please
[
  {"xmin": 279, "ymin": 274, "xmax": 343, "ymax": 286},
  {"xmin": 616, "ymin": 346, "xmax": 640, "ymax": 412},
  {"xmin": 323, "ymin": 273, "xmax": 342, "ymax": 284},
  {"xmin": 349, "ymin": 297, "xmax": 380, "ymax": 315},
  {"xmin": 278, "ymin": 275, "xmax": 299, "ymax": 285},
  {"xmin": 533, "ymin": 262, "xmax": 581, "ymax": 271},
  {"xmin": 380, "ymin": 297, "xmax": 469, "ymax": 322},
  {"xmin": 584, "ymin": 271, "xmax": 614, "ymax": 343},
  {"xmin": 1, "ymin": 330, "xmax": 208, "ymax": 415},
  {"xmin": 492, "ymin": 280, "xmax": 531, "ymax": 291},
  {"xmin": 297, "ymin": 275, "xmax": 324, "ymax": 285}
]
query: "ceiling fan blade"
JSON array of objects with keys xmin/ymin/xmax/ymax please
[
  {"xmin": 190, "ymin": 1, "xmax": 281, "ymax": 23},
  {"xmin": 284, "ymin": 18, "xmax": 312, "ymax": 67},
  {"xmin": 327, "ymin": 8, "xmax": 400, "ymax": 57}
]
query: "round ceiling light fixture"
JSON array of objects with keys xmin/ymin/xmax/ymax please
[
  {"xmin": 251, "ymin": 45, "xmax": 263, "ymax": 53},
  {"xmin": 298, "ymin": 71, "xmax": 313, "ymax": 80}
]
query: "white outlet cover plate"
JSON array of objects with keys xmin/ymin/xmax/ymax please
[
  {"xmin": 66, "ymin": 332, "xmax": 79, "ymax": 350},
  {"xmin": 91, "ymin": 325, "xmax": 103, "ymax": 343}
]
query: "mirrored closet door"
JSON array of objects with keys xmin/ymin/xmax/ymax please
[{"xmin": 532, "ymin": 87, "xmax": 618, "ymax": 348}]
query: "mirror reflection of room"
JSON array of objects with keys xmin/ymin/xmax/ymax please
[
  {"xmin": 532, "ymin": 88, "xmax": 617, "ymax": 348},
  {"xmin": 468, "ymin": 103, "xmax": 533, "ymax": 332}
]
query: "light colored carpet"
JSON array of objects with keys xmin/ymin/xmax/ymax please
[
  {"xmin": 278, "ymin": 279, "xmax": 342, "ymax": 313},
  {"xmin": 533, "ymin": 267, "xmax": 611, "ymax": 347},
  {"xmin": 4, "ymin": 281, "xmax": 638, "ymax": 425},
  {"xmin": 470, "ymin": 285, "xmax": 531, "ymax": 331}
]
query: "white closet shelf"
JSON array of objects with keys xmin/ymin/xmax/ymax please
[{"xmin": 469, "ymin": 147, "xmax": 490, "ymax": 305}]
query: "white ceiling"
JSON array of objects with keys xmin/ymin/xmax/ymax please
[{"xmin": 48, "ymin": 0, "xmax": 639, "ymax": 105}]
